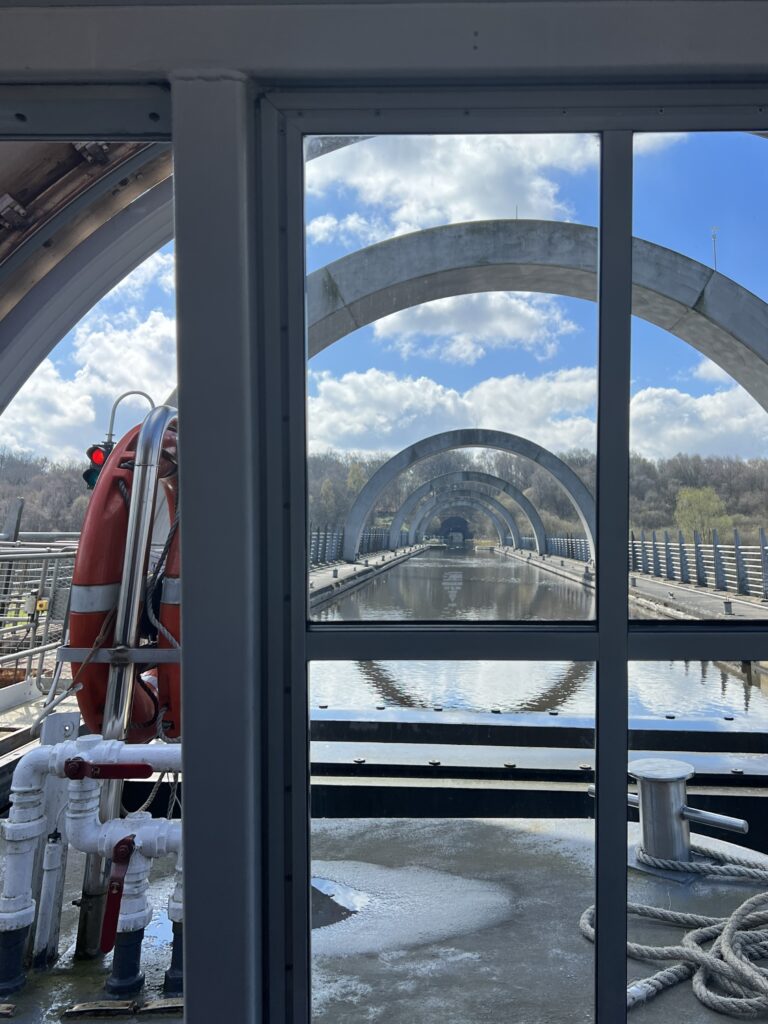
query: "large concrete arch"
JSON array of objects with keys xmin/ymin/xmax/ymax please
[
  {"xmin": 411, "ymin": 490, "xmax": 521, "ymax": 548},
  {"xmin": 388, "ymin": 471, "xmax": 546, "ymax": 553},
  {"xmin": 308, "ymin": 219, "xmax": 768, "ymax": 413},
  {"xmin": 11, "ymin": 214, "xmax": 768, "ymax": 420},
  {"xmin": 343, "ymin": 428, "xmax": 595, "ymax": 562},
  {"xmin": 414, "ymin": 498, "xmax": 513, "ymax": 549}
]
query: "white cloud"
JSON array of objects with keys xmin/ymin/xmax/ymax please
[
  {"xmin": 0, "ymin": 359, "xmax": 96, "ymax": 461},
  {"xmin": 633, "ymin": 133, "xmax": 688, "ymax": 155},
  {"xmin": 692, "ymin": 357, "xmax": 732, "ymax": 384},
  {"xmin": 308, "ymin": 366, "xmax": 597, "ymax": 455},
  {"xmin": 373, "ymin": 292, "xmax": 579, "ymax": 363},
  {"xmin": 307, "ymin": 212, "xmax": 387, "ymax": 247},
  {"xmin": 309, "ymin": 365, "xmax": 768, "ymax": 460},
  {"xmin": 306, "ymin": 133, "xmax": 686, "ymax": 247},
  {"xmin": 630, "ymin": 384, "xmax": 768, "ymax": 459},
  {"xmin": 70, "ymin": 308, "xmax": 177, "ymax": 402},
  {"xmin": 306, "ymin": 135, "xmax": 597, "ymax": 244},
  {"xmin": 0, "ymin": 307, "xmax": 177, "ymax": 460},
  {"xmin": 101, "ymin": 251, "xmax": 175, "ymax": 303}
]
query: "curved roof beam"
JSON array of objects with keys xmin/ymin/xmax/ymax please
[
  {"xmin": 342, "ymin": 428, "xmax": 594, "ymax": 563},
  {"xmin": 411, "ymin": 491, "xmax": 520, "ymax": 548},
  {"xmin": 308, "ymin": 219, "xmax": 768, "ymax": 412},
  {"xmin": 389, "ymin": 471, "xmax": 546, "ymax": 552}
]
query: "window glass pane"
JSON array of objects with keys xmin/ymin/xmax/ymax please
[
  {"xmin": 305, "ymin": 134, "xmax": 599, "ymax": 622},
  {"xmin": 625, "ymin": 659, "xmax": 768, "ymax": 1018},
  {"xmin": 630, "ymin": 132, "xmax": 768, "ymax": 621},
  {"xmin": 310, "ymin": 661, "xmax": 595, "ymax": 1023}
]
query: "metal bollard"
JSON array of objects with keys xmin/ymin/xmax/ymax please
[
  {"xmin": 724, "ymin": 599, "xmax": 733, "ymax": 615},
  {"xmin": 332, "ymin": 568, "xmax": 338, "ymax": 579},
  {"xmin": 629, "ymin": 758, "xmax": 748, "ymax": 861},
  {"xmin": 629, "ymin": 759, "xmax": 695, "ymax": 860},
  {"xmin": 630, "ymin": 576, "xmax": 637, "ymax": 587},
  {"xmin": 589, "ymin": 757, "xmax": 748, "ymax": 864}
]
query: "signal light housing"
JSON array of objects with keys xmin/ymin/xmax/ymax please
[{"xmin": 83, "ymin": 442, "xmax": 114, "ymax": 490}]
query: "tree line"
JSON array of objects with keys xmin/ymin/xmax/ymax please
[
  {"xmin": 308, "ymin": 449, "xmax": 768, "ymax": 544},
  {"xmin": 0, "ymin": 447, "xmax": 765, "ymax": 543}
]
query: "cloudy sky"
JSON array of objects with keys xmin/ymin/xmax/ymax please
[{"xmin": 4, "ymin": 131, "xmax": 768, "ymax": 463}]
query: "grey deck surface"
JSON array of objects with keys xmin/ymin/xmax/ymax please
[{"xmin": 3, "ymin": 817, "xmax": 766, "ymax": 1022}]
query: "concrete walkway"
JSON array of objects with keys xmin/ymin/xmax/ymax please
[
  {"xmin": 499, "ymin": 547, "xmax": 768, "ymax": 620},
  {"xmin": 309, "ymin": 546, "xmax": 427, "ymax": 610}
]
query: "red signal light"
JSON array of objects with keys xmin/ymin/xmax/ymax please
[{"xmin": 90, "ymin": 447, "xmax": 106, "ymax": 466}]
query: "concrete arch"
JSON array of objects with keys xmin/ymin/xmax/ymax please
[
  {"xmin": 308, "ymin": 219, "xmax": 768, "ymax": 413},
  {"xmin": 11, "ymin": 213, "xmax": 768, "ymax": 420},
  {"xmin": 411, "ymin": 491, "xmax": 520, "ymax": 547},
  {"xmin": 415, "ymin": 497, "xmax": 518, "ymax": 552},
  {"xmin": 388, "ymin": 471, "xmax": 546, "ymax": 553},
  {"xmin": 343, "ymin": 428, "xmax": 595, "ymax": 562},
  {"xmin": 409, "ymin": 489, "xmax": 524, "ymax": 548}
]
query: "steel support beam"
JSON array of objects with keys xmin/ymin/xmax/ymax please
[
  {"xmin": 174, "ymin": 74, "xmax": 264, "ymax": 1024},
  {"xmin": 595, "ymin": 131, "xmax": 633, "ymax": 1024}
]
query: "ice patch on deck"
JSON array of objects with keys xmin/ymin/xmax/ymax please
[{"xmin": 311, "ymin": 860, "xmax": 510, "ymax": 956}]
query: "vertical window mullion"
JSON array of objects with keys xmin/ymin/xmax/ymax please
[
  {"xmin": 595, "ymin": 130, "xmax": 633, "ymax": 1024},
  {"xmin": 174, "ymin": 74, "xmax": 262, "ymax": 1024}
]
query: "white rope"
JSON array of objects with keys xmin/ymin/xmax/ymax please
[{"xmin": 580, "ymin": 845, "xmax": 768, "ymax": 1017}]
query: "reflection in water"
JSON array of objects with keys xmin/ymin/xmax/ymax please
[
  {"xmin": 315, "ymin": 548, "xmax": 595, "ymax": 622},
  {"xmin": 311, "ymin": 552, "xmax": 768, "ymax": 723},
  {"xmin": 310, "ymin": 659, "xmax": 768, "ymax": 723}
]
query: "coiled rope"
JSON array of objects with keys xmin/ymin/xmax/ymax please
[{"xmin": 580, "ymin": 845, "xmax": 768, "ymax": 1017}]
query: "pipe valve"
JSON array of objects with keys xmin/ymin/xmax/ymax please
[
  {"xmin": 64, "ymin": 758, "xmax": 154, "ymax": 781},
  {"xmin": 100, "ymin": 835, "xmax": 136, "ymax": 954}
]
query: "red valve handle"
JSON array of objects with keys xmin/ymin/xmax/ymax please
[
  {"xmin": 100, "ymin": 834, "xmax": 136, "ymax": 954},
  {"xmin": 64, "ymin": 758, "xmax": 154, "ymax": 780}
]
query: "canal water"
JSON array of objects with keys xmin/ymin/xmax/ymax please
[{"xmin": 311, "ymin": 548, "xmax": 768, "ymax": 724}]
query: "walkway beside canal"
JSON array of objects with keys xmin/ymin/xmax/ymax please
[
  {"xmin": 497, "ymin": 546, "xmax": 768, "ymax": 621},
  {"xmin": 309, "ymin": 545, "xmax": 427, "ymax": 610}
]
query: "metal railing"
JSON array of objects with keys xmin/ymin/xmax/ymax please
[
  {"xmin": 0, "ymin": 545, "xmax": 75, "ymax": 680},
  {"xmin": 628, "ymin": 527, "xmax": 768, "ymax": 599},
  {"xmin": 308, "ymin": 525, "xmax": 408, "ymax": 566}
]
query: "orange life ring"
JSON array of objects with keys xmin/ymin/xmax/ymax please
[
  {"xmin": 157, "ymin": 524, "xmax": 181, "ymax": 738},
  {"xmin": 70, "ymin": 423, "xmax": 179, "ymax": 742}
]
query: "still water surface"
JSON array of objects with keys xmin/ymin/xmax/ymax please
[{"xmin": 311, "ymin": 549, "xmax": 768, "ymax": 724}]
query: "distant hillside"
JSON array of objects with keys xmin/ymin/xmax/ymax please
[{"xmin": 1, "ymin": 446, "xmax": 766, "ymax": 542}]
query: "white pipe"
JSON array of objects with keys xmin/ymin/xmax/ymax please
[
  {"xmin": 66, "ymin": 778, "xmax": 181, "ymax": 860},
  {"xmin": 32, "ymin": 836, "xmax": 63, "ymax": 961},
  {"xmin": 0, "ymin": 737, "xmax": 183, "ymax": 933},
  {"xmin": 168, "ymin": 846, "xmax": 183, "ymax": 924}
]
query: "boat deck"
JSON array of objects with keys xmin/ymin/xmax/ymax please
[{"xmin": 3, "ymin": 817, "xmax": 766, "ymax": 1022}]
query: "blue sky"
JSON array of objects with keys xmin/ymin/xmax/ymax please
[{"xmin": 3, "ymin": 132, "xmax": 768, "ymax": 462}]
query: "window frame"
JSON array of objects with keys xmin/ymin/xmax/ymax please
[{"xmin": 2, "ymin": 80, "xmax": 768, "ymax": 1024}]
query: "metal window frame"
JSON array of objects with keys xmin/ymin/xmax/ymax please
[{"xmin": 1, "ymin": 80, "xmax": 767, "ymax": 1024}]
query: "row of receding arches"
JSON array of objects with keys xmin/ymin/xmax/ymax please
[
  {"xmin": 342, "ymin": 428, "xmax": 596, "ymax": 562},
  {"xmin": 3, "ymin": 142, "xmax": 768, "ymax": 554}
]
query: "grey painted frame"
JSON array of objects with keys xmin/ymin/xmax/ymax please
[{"xmin": 2, "ymin": 81, "xmax": 768, "ymax": 1024}]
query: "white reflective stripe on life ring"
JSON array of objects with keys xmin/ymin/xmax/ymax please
[
  {"xmin": 69, "ymin": 582, "xmax": 120, "ymax": 614},
  {"xmin": 161, "ymin": 576, "xmax": 181, "ymax": 606}
]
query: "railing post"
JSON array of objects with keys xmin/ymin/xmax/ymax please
[
  {"xmin": 712, "ymin": 528, "xmax": 727, "ymax": 591},
  {"xmin": 693, "ymin": 529, "xmax": 707, "ymax": 587},
  {"xmin": 663, "ymin": 530, "xmax": 675, "ymax": 580},
  {"xmin": 678, "ymin": 530, "xmax": 690, "ymax": 584},
  {"xmin": 640, "ymin": 530, "xmax": 649, "ymax": 575},
  {"xmin": 733, "ymin": 528, "xmax": 749, "ymax": 595},
  {"xmin": 629, "ymin": 530, "xmax": 636, "ymax": 571},
  {"xmin": 760, "ymin": 527, "xmax": 768, "ymax": 601},
  {"xmin": 651, "ymin": 530, "xmax": 661, "ymax": 577}
]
